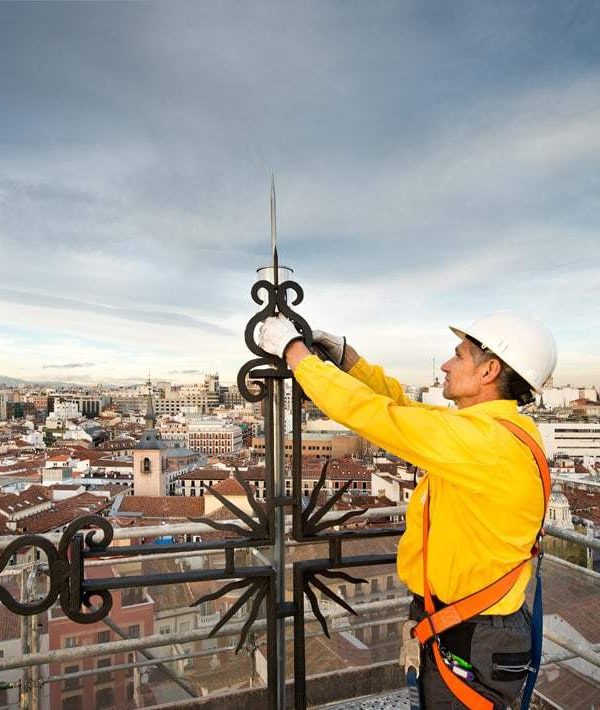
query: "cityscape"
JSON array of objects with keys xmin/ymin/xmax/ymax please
[
  {"xmin": 0, "ymin": 368, "xmax": 598, "ymax": 708},
  {"xmin": 2, "ymin": 1, "xmax": 600, "ymax": 709}
]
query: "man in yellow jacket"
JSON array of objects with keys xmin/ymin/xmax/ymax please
[{"xmin": 259, "ymin": 311, "xmax": 556, "ymax": 709}]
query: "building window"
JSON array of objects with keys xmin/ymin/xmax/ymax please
[
  {"xmin": 63, "ymin": 637, "xmax": 77, "ymax": 649},
  {"xmin": 62, "ymin": 697, "xmax": 83, "ymax": 710},
  {"xmin": 142, "ymin": 457, "xmax": 151, "ymax": 473},
  {"xmin": 63, "ymin": 665, "xmax": 79, "ymax": 691},
  {"xmin": 127, "ymin": 683, "xmax": 134, "ymax": 701},
  {"xmin": 97, "ymin": 630, "xmax": 110, "ymax": 644},
  {"xmin": 128, "ymin": 624, "xmax": 140, "ymax": 638},
  {"xmin": 96, "ymin": 657, "xmax": 112, "ymax": 683},
  {"xmin": 122, "ymin": 587, "xmax": 145, "ymax": 606},
  {"xmin": 95, "ymin": 687, "xmax": 114, "ymax": 709}
]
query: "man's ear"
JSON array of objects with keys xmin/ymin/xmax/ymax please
[{"xmin": 481, "ymin": 357, "xmax": 502, "ymax": 385}]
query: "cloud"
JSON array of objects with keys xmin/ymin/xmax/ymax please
[
  {"xmin": 43, "ymin": 362, "xmax": 95, "ymax": 369},
  {"xmin": 0, "ymin": 2, "xmax": 598, "ymax": 386},
  {"xmin": 0, "ymin": 288, "xmax": 232, "ymax": 335},
  {"xmin": 168, "ymin": 369, "xmax": 203, "ymax": 375}
]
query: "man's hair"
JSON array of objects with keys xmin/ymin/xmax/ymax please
[{"xmin": 466, "ymin": 337, "xmax": 535, "ymax": 406}]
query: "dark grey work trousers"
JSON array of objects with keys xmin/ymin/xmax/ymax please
[{"xmin": 407, "ymin": 596, "xmax": 532, "ymax": 709}]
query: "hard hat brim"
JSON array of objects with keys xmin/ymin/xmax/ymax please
[{"xmin": 449, "ymin": 326, "xmax": 467, "ymax": 341}]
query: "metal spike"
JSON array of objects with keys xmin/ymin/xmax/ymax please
[
  {"xmin": 233, "ymin": 468, "xmax": 269, "ymax": 530},
  {"xmin": 303, "ymin": 580, "xmax": 331, "ymax": 638},
  {"xmin": 197, "ymin": 485, "xmax": 262, "ymax": 533},
  {"xmin": 235, "ymin": 582, "xmax": 268, "ymax": 654},
  {"xmin": 190, "ymin": 578, "xmax": 252, "ymax": 607},
  {"xmin": 310, "ymin": 575, "xmax": 358, "ymax": 617},
  {"xmin": 318, "ymin": 569, "xmax": 368, "ymax": 586},
  {"xmin": 302, "ymin": 459, "xmax": 330, "ymax": 524},
  {"xmin": 306, "ymin": 479, "xmax": 354, "ymax": 529},
  {"xmin": 312, "ymin": 507, "xmax": 369, "ymax": 535},
  {"xmin": 205, "ymin": 582, "xmax": 260, "ymax": 638},
  {"xmin": 271, "ymin": 172, "xmax": 277, "ymax": 263}
]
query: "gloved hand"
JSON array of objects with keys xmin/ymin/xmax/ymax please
[
  {"xmin": 258, "ymin": 314, "xmax": 303, "ymax": 359},
  {"xmin": 311, "ymin": 330, "xmax": 346, "ymax": 367}
]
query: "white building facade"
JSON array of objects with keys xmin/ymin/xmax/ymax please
[{"xmin": 537, "ymin": 421, "xmax": 600, "ymax": 462}]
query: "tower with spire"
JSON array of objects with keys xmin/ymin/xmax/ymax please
[
  {"xmin": 145, "ymin": 374, "xmax": 156, "ymax": 431},
  {"xmin": 134, "ymin": 374, "xmax": 168, "ymax": 496}
]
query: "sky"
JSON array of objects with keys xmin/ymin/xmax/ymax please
[{"xmin": 1, "ymin": 1, "xmax": 599, "ymax": 387}]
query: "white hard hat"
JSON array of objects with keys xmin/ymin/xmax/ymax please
[{"xmin": 449, "ymin": 312, "xmax": 557, "ymax": 393}]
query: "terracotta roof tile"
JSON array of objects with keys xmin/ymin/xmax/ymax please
[
  {"xmin": 117, "ymin": 495, "xmax": 205, "ymax": 519},
  {"xmin": 18, "ymin": 493, "xmax": 111, "ymax": 534},
  {"xmin": 207, "ymin": 477, "xmax": 248, "ymax": 497},
  {"xmin": 179, "ymin": 468, "xmax": 229, "ymax": 481}
]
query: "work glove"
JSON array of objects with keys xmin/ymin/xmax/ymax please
[
  {"xmin": 311, "ymin": 330, "xmax": 346, "ymax": 367},
  {"xmin": 258, "ymin": 314, "xmax": 303, "ymax": 359}
]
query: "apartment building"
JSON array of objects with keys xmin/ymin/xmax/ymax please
[
  {"xmin": 154, "ymin": 375, "xmax": 221, "ymax": 417},
  {"xmin": 252, "ymin": 432, "xmax": 360, "ymax": 461},
  {"xmin": 48, "ymin": 565, "xmax": 154, "ymax": 710},
  {"xmin": 48, "ymin": 394, "xmax": 109, "ymax": 418},
  {"xmin": 177, "ymin": 466, "xmax": 267, "ymax": 498},
  {"xmin": 187, "ymin": 419, "xmax": 242, "ymax": 456}
]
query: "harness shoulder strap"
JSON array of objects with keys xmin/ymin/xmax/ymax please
[
  {"xmin": 496, "ymin": 419, "xmax": 551, "ymax": 518},
  {"xmin": 415, "ymin": 418, "xmax": 551, "ymax": 709}
]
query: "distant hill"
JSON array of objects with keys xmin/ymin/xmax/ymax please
[
  {"xmin": 0, "ymin": 375, "xmax": 28, "ymax": 386},
  {"xmin": 0, "ymin": 375, "xmax": 80, "ymax": 387}
]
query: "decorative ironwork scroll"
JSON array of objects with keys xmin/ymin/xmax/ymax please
[{"xmin": 0, "ymin": 515, "xmax": 114, "ymax": 623}]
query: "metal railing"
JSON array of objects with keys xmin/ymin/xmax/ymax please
[{"xmin": 0, "ymin": 523, "xmax": 598, "ymax": 704}]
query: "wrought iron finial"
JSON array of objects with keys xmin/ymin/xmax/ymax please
[{"xmin": 236, "ymin": 176, "xmax": 315, "ymax": 402}]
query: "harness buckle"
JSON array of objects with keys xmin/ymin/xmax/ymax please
[{"xmin": 535, "ymin": 537, "xmax": 545, "ymax": 576}]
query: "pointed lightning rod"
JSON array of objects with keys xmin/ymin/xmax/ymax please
[
  {"xmin": 270, "ymin": 172, "xmax": 286, "ymax": 710},
  {"xmin": 271, "ymin": 172, "xmax": 279, "ymax": 287}
]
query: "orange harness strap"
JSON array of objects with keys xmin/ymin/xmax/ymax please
[{"xmin": 414, "ymin": 420, "xmax": 551, "ymax": 709}]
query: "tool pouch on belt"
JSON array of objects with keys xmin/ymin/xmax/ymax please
[{"xmin": 399, "ymin": 620, "xmax": 421, "ymax": 677}]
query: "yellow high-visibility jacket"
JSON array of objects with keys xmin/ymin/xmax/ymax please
[{"xmin": 294, "ymin": 354, "xmax": 545, "ymax": 615}]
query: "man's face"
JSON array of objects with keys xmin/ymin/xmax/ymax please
[{"xmin": 441, "ymin": 339, "xmax": 483, "ymax": 404}]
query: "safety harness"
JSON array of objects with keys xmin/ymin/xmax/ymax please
[{"xmin": 411, "ymin": 419, "xmax": 551, "ymax": 709}]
